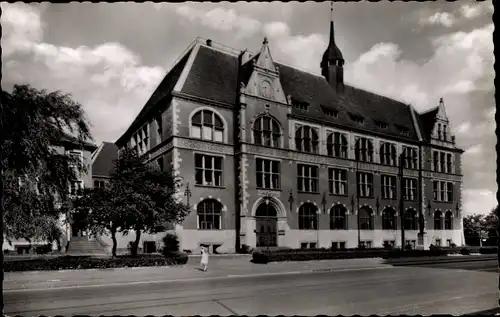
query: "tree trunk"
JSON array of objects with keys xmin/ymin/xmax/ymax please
[
  {"xmin": 111, "ymin": 226, "xmax": 117, "ymax": 257},
  {"xmin": 132, "ymin": 227, "xmax": 141, "ymax": 258}
]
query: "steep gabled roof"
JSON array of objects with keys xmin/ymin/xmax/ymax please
[
  {"xmin": 418, "ymin": 107, "xmax": 439, "ymax": 141},
  {"xmin": 92, "ymin": 142, "xmax": 118, "ymax": 178},
  {"xmin": 115, "ymin": 48, "xmax": 193, "ymax": 146},
  {"xmin": 181, "ymin": 45, "xmax": 419, "ymax": 141}
]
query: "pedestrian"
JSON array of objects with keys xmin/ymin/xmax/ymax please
[{"xmin": 200, "ymin": 245, "xmax": 209, "ymax": 272}]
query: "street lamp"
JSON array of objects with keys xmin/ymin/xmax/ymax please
[
  {"xmin": 320, "ymin": 192, "xmax": 327, "ymax": 247},
  {"xmin": 265, "ymin": 197, "xmax": 271, "ymax": 253},
  {"xmin": 184, "ymin": 182, "xmax": 192, "ymax": 206},
  {"xmin": 351, "ymin": 144, "xmax": 361, "ymax": 248}
]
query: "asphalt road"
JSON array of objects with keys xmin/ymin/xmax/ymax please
[{"xmin": 5, "ymin": 264, "xmax": 499, "ymax": 316}]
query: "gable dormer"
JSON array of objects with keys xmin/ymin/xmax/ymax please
[
  {"xmin": 241, "ymin": 38, "xmax": 287, "ymax": 105},
  {"xmin": 430, "ymin": 98, "xmax": 456, "ymax": 147}
]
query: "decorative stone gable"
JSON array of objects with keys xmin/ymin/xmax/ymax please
[{"xmin": 243, "ymin": 38, "xmax": 287, "ymax": 105}]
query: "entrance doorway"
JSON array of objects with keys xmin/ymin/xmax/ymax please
[{"xmin": 255, "ymin": 202, "xmax": 278, "ymax": 247}]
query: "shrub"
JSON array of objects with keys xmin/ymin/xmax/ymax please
[
  {"xmin": 238, "ymin": 244, "xmax": 252, "ymax": 254},
  {"xmin": 383, "ymin": 242, "xmax": 393, "ymax": 250},
  {"xmin": 404, "ymin": 244, "xmax": 413, "ymax": 251},
  {"xmin": 479, "ymin": 247, "xmax": 497, "ymax": 254},
  {"xmin": 251, "ymin": 250, "xmax": 270, "ymax": 264},
  {"xmin": 35, "ymin": 243, "xmax": 53, "ymax": 255},
  {"xmin": 4, "ymin": 253, "xmax": 189, "ymax": 272},
  {"xmin": 162, "ymin": 234, "xmax": 180, "ymax": 255},
  {"xmin": 460, "ymin": 248, "xmax": 471, "ymax": 255}
]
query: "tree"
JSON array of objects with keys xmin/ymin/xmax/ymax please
[
  {"xmin": 73, "ymin": 186, "xmax": 122, "ymax": 257},
  {"xmin": 110, "ymin": 147, "xmax": 190, "ymax": 257},
  {"xmin": 463, "ymin": 207, "xmax": 499, "ymax": 247},
  {"xmin": 1, "ymin": 85, "xmax": 92, "ymax": 312}
]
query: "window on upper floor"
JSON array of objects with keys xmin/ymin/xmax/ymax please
[
  {"xmin": 297, "ymin": 164, "xmax": 319, "ymax": 193},
  {"xmin": 292, "ymin": 99, "xmax": 309, "ymax": 111},
  {"xmin": 403, "ymin": 178, "xmax": 417, "ymax": 201},
  {"xmin": 380, "ymin": 143, "xmax": 397, "ymax": 166},
  {"xmin": 256, "ymin": 158, "xmax": 280, "ymax": 190},
  {"xmin": 381, "ymin": 175, "xmax": 397, "ymax": 199},
  {"xmin": 357, "ymin": 172, "xmax": 374, "ymax": 198},
  {"xmin": 69, "ymin": 180, "xmax": 84, "ymax": 196},
  {"xmin": 395, "ymin": 124, "xmax": 410, "ymax": 136},
  {"xmin": 433, "ymin": 180, "xmax": 454, "ymax": 202},
  {"xmin": 328, "ymin": 168, "xmax": 347, "ymax": 196},
  {"xmin": 253, "ymin": 116, "xmax": 281, "ymax": 148},
  {"xmin": 355, "ymin": 138, "xmax": 374, "ymax": 162},
  {"xmin": 156, "ymin": 115, "xmax": 163, "ymax": 143},
  {"xmin": 443, "ymin": 124, "xmax": 447, "ymax": 141},
  {"xmin": 375, "ymin": 120, "xmax": 388, "ymax": 130},
  {"xmin": 432, "ymin": 150, "xmax": 453, "ymax": 173},
  {"xmin": 402, "ymin": 147, "xmax": 418, "ymax": 169},
  {"xmin": 444, "ymin": 211, "xmax": 453, "ymax": 230},
  {"xmin": 434, "ymin": 210, "xmax": 442, "ymax": 230},
  {"xmin": 321, "ymin": 105, "xmax": 338, "ymax": 118},
  {"xmin": 191, "ymin": 109, "xmax": 224, "ymax": 142},
  {"xmin": 437, "ymin": 123, "xmax": 442, "ymax": 140},
  {"xmin": 132, "ymin": 124, "xmax": 149, "ymax": 156},
  {"xmin": 295, "ymin": 126, "xmax": 319, "ymax": 154},
  {"xmin": 195, "ymin": 154, "xmax": 223, "ymax": 187},
  {"xmin": 327, "ymin": 132, "xmax": 348, "ymax": 159},
  {"xmin": 349, "ymin": 113, "xmax": 365, "ymax": 124}
]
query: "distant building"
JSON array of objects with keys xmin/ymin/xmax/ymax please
[
  {"xmin": 116, "ymin": 20, "xmax": 464, "ymax": 253},
  {"xmin": 3, "ymin": 134, "xmax": 97, "ymax": 253},
  {"xmin": 91, "ymin": 141, "xmax": 118, "ymax": 189}
]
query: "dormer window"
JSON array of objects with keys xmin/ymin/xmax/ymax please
[
  {"xmin": 375, "ymin": 120, "xmax": 388, "ymax": 129},
  {"xmin": 292, "ymin": 98, "xmax": 309, "ymax": 111},
  {"xmin": 321, "ymin": 105, "xmax": 338, "ymax": 117},
  {"xmin": 349, "ymin": 113, "xmax": 364, "ymax": 124},
  {"xmin": 395, "ymin": 124, "xmax": 410, "ymax": 136}
]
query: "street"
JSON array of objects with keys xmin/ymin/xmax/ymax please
[{"xmin": 5, "ymin": 257, "xmax": 500, "ymax": 316}]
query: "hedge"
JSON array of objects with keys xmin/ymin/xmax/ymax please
[
  {"xmin": 479, "ymin": 247, "xmax": 498, "ymax": 254},
  {"xmin": 252, "ymin": 247, "xmax": 454, "ymax": 264},
  {"xmin": 4, "ymin": 252, "xmax": 189, "ymax": 272}
]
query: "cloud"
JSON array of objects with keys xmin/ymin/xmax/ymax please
[
  {"xmin": 460, "ymin": 2, "xmax": 493, "ymax": 20},
  {"xmin": 462, "ymin": 189, "xmax": 497, "ymax": 215},
  {"xmin": 174, "ymin": 5, "xmax": 262, "ymax": 39},
  {"xmin": 1, "ymin": 2, "xmax": 165, "ymax": 144},
  {"xmin": 420, "ymin": 12, "xmax": 455, "ymax": 28}
]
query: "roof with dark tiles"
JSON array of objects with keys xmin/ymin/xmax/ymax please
[
  {"xmin": 181, "ymin": 45, "xmax": 422, "ymax": 141},
  {"xmin": 92, "ymin": 142, "xmax": 118, "ymax": 178},
  {"xmin": 418, "ymin": 107, "xmax": 439, "ymax": 141}
]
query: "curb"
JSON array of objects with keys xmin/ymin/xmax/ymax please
[{"xmin": 4, "ymin": 266, "xmax": 392, "ymax": 293}]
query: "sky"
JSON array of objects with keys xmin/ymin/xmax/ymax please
[{"xmin": 1, "ymin": 1, "xmax": 495, "ymax": 215}]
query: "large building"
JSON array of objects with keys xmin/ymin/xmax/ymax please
[{"xmin": 116, "ymin": 20, "xmax": 464, "ymax": 253}]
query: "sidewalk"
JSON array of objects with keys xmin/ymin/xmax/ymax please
[{"xmin": 5, "ymin": 257, "xmax": 391, "ymax": 291}]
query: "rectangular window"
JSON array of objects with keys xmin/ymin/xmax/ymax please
[
  {"xmin": 256, "ymin": 158, "xmax": 280, "ymax": 189},
  {"xmin": 446, "ymin": 239, "xmax": 452, "ymax": 247},
  {"xmin": 433, "ymin": 180, "xmax": 438, "ymax": 200},
  {"xmin": 433, "ymin": 151, "xmax": 439, "ymax": 171},
  {"xmin": 439, "ymin": 181, "xmax": 445, "ymax": 201},
  {"xmin": 339, "ymin": 242, "xmax": 346, "ymax": 249},
  {"xmin": 156, "ymin": 115, "xmax": 163, "ymax": 143},
  {"xmin": 447, "ymin": 182, "xmax": 454, "ymax": 202},
  {"xmin": 157, "ymin": 157, "xmax": 164, "ymax": 172},
  {"xmin": 132, "ymin": 124, "xmax": 149, "ymax": 155},
  {"xmin": 381, "ymin": 175, "xmax": 397, "ymax": 199},
  {"xmin": 300, "ymin": 242, "xmax": 308, "ymax": 249},
  {"xmin": 404, "ymin": 178, "xmax": 417, "ymax": 201},
  {"xmin": 328, "ymin": 168, "xmax": 347, "ymax": 195},
  {"xmin": 309, "ymin": 242, "xmax": 317, "ymax": 249},
  {"xmin": 446, "ymin": 153, "xmax": 452, "ymax": 173},
  {"xmin": 357, "ymin": 172, "xmax": 374, "ymax": 198},
  {"xmin": 439, "ymin": 152, "xmax": 445, "ymax": 172},
  {"xmin": 297, "ymin": 164, "xmax": 319, "ymax": 193},
  {"xmin": 331, "ymin": 242, "xmax": 338, "ymax": 250},
  {"xmin": 69, "ymin": 180, "xmax": 84, "ymax": 196},
  {"xmin": 435, "ymin": 239, "xmax": 442, "ymax": 247},
  {"xmin": 195, "ymin": 154, "xmax": 223, "ymax": 187}
]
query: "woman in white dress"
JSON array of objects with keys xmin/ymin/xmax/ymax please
[{"xmin": 200, "ymin": 246, "xmax": 209, "ymax": 272}]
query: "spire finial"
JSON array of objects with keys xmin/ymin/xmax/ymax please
[
  {"xmin": 263, "ymin": 37, "xmax": 268, "ymax": 45},
  {"xmin": 330, "ymin": 1, "xmax": 334, "ymax": 22}
]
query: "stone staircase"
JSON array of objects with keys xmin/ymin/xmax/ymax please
[{"xmin": 66, "ymin": 236, "xmax": 108, "ymax": 255}]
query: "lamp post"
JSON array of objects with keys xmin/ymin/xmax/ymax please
[
  {"xmin": 351, "ymin": 145, "xmax": 361, "ymax": 248},
  {"xmin": 399, "ymin": 153, "xmax": 405, "ymax": 249},
  {"xmin": 184, "ymin": 182, "xmax": 192, "ymax": 206},
  {"xmin": 320, "ymin": 192, "xmax": 327, "ymax": 247}
]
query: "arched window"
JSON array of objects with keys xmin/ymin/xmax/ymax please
[
  {"xmin": 191, "ymin": 109, "xmax": 224, "ymax": 142},
  {"xmin": 355, "ymin": 138, "xmax": 374, "ymax": 162},
  {"xmin": 443, "ymin": 125, "xmax": 447, "ymax": 141},
  {"xmin": 380, "ymin": 143, "xmax": 397, "ymax": 166},
  {"xmin": 295, "ymin": 126, "xmax": 319, "ymax": 154},
  {"xmin": 437, "ymin": 123, "xmax": 442, "ymax": 140},
  {"xmin": 359, "ymin": 207, "xmax": 373, "ymax": 230},
  {"xmin": 382, "ymin": 208, "xmax": 396, "ymax": 230},
  {"xmin": 298, "ymin": 203, "xmax": 318, "ymax": 230},
  {"xmin": 197, "ymin": 199, "xmax": 223, "ymax": 230},
  {"xmin": 253, "ymin": 115, "xmax": 281, "ymax": 147},
  {"xmin": 444, "ymin": 211, "xmax": 453, "ymax": 230},
  {"xmin": 434, "ymin": 210, "xmax": 442, "ymax": 230},
  {"xmin": 330, "ymin": 205, "xmax": 347, "ymax": 230},
  {"xmin": 402, "ymin": 147, "xmax": 418, "ymax": 169},
  {"xmin": 327, "ymin": 132, "xmax": 348, "ymax": 158},
  {"xmin": 404, "ymin": 209, "xmax": 418, "ymax": 230}
]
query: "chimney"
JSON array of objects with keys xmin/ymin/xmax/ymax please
[{"xmin": 206, "ymin": 39, "xmax": 212, "ymax": 47}]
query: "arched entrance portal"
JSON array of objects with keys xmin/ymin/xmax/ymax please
[{"xmin": 255, "ymin": 202, "xmax": 278, "ymax": 247}]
